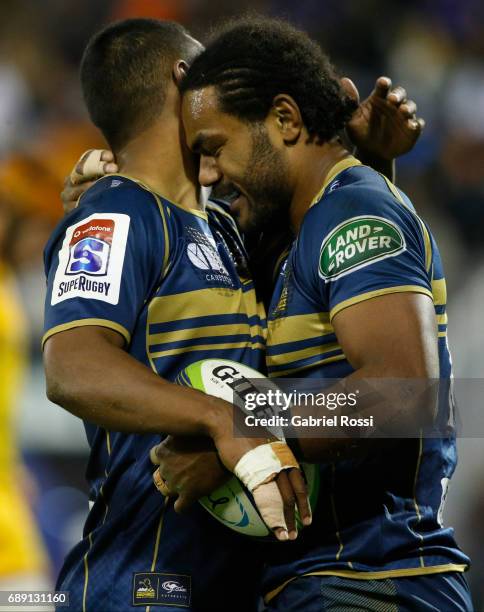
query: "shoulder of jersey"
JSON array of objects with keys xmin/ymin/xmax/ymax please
[
  {"xmin": 45, "ymin": 176, "xmax": 164, "ymax": 258},
  {"xmin": 78, "ymin": 174, "xmax": 160, "ymax": 211},
  {"xmin": 302, "ymin": 165, "xmax": 400, "ymax": 230}
]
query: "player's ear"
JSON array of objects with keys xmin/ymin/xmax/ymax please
[
  {"xmin": 173, "ymin": 60, "xmax": 189, "ymax": 86},
  {"xmin": 340, "ymin": 77, "xmax": 360, "ymax": 105},
  {"xmin": 270, "ymin": 94, "xmax": 302, "ymax": 145}
]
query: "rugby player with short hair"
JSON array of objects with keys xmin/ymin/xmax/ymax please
[
  {"xmin": 174, "ymin": 15, "xmax": 473, "ymax": 611},
  {"xmin": 43, "ymin": 18, "xmax": 311, "ymax": 611}
]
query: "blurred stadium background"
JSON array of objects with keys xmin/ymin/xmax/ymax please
[{"xmin": 0, "ymin": 0, "xmax": 482, "ymax": 606}]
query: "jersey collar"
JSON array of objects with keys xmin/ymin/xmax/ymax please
[{"xmin": 309, "ymin": 156, "xmax": 362, "ymax": 208}]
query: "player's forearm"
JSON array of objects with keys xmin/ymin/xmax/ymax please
[
  {"xmin": 288, "ymin": 363, "xmax": 437, "ymax": 463},
  {"xmin": 43, "ymin": 327, "xmax": 227, "ymax": 437}
]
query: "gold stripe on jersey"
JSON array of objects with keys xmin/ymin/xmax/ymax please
[
  {"xmin": 266, "ymin": 342, "xmax": 340, "ymax": 369},
  {"xmin": 129, "ymin": 176, "xmax": 172, "ymax": 277},
  {"xmin": 413, "ymin": 432, "xmax": 426, "ymax": 568},
  {"xmin": 148, "ymin": 287, "xmax": 262, "ymax": 322},
  {"xmin": 431, "ymin": 278, "xmax": 447, "ymax": 306},
  {"xmin": 329, "ymin": 286, "xmax": 434, "ymax": 322},
  {"xmin": 147, "ymin": 287, "xmax": 266, "ymax": 359},
  {"xmin": 151, "ymin": 194, "xmax": 170, "ymax": 278},
  {"xmin": 436, "ymin": 314, "xmax": 448, "ymax": 326},
  {"xmin": 145, "ymin": 500, "xmax": 168, "ymax": 612},
  {"xmin": 263, "ymin": 564, "xmax": 468, "ymax": 604},
  {"xmin": 381, "ymin": 175, "xmax": 433, "ymax": 272},
  {"xmin": 150, "ymin": 499, "xmax": 167, "ymax": 572},
  {"xmin": 268, "ymin": 312, "xmax": 333, "ymax": 345},
  {"xmin": 268, "ymin": 354, "xmax": 347, "ymax": 378},
  {"xmin": 310, "ymin": 157, "xmax": 362, "ymax": 207},
  {"xmin": 150, "ymin": 341, "xmax": 265, "ymax": 359},
  {"xmin": 267, "ymin": 312, "xmax": 343, "ymax": 376},
  {"xmin": 432, "ymin": 278, "xmax": 448, "ymax": 336},
  {"xmin": 115, "ymin": 173, "xmax": 208, "ymax": 220},
  {"xmin": 82, "ymin": 532, "xmax": 93, "ymax": 612},
  {"xmin": 42, "ymin": 318, "xmax": 131, "ymax": 349},
  {"xmin": 150, "ymin": 322, "xmax": 264, "ymax": 346}
]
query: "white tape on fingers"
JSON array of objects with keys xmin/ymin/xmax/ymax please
[
  {"xmin": 70, "ymin": 149, "xmax": 105, "ymax": 184},
  {"xmin": 234, "ymin": 441, "xmax": 299, "ymax": 492},
  {"xmin": 252, "ymin": 480, "xmax": 287, "ymax": 531}
]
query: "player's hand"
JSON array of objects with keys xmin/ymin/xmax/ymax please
[
  {"xmin": 345, "ymin": 76, "xmax": 425, "ymax": 160},
  {"xmin": 274, "ymin": 467, "xmax": 311, "ymax": 537},
  {"xmin": 61, "ymin": 149, "xmax": 118, "ymax": 215},
  {"xmin": 213, "ymin": 421, "xmax": 311, "ymax": 541},
  {"xmin": 150, "ymin": 436, "xmax": 231, "ymax": 513}
]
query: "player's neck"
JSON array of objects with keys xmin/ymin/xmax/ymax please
[
  {"xmin": 115, "ymin": 120, "xmax": 201, "ymax": 210},
  {"xmin": 290, "ymin": 141, "xmax": 351, "ymax": 232}
]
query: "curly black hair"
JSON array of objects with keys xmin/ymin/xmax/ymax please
[{"xmin": 181, "ymin": 16, "xmax": 357, "ymax": 144}]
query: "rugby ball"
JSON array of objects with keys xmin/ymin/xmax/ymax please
[{"xmin": 175, "ymin": 359, "xmax": 319, "ymax": 537}]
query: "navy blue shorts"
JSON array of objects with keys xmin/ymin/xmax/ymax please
[{"xmin": 265, "ymin": 572, "xmax": 473, "ymax": 611}]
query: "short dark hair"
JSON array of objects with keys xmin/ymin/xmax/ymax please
[
  {"xmin": 181, "ymin": 16, "xmax": 357, "ymax": 143},
  {"xmin": 80, "ymin": 18, "xmax": 200, "ymax": 150}
]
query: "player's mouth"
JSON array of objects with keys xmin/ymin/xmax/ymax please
[
  {"xmin": 229, "ymin": 189, "xmax": 250, "ymax": 217},
  {"xmin": 210, "ymin": 181, "xmax": 251, "ymax": 224}
]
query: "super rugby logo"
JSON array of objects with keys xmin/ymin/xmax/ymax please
[
  {"xmin": 66, "ymin": 219, "xmax": 113, "ymax": 276},
  {"xmin": 51, "ymin": 213, "xmax": 130, "ymax": 306},
  {"xmin": 319, "ymin": 215, "xmax": 406, "ymax": 281}
]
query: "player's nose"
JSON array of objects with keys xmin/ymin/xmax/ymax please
[{"xmin": 199, "ymin": 155, "xmax": 222, "ymax": 187}]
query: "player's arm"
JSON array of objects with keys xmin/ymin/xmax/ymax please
[
  {"xmin": 345, "ymin": 76, "xmax": 425, "ymax": 182},
  {"xmin": 295, "ymin": 291, "xmax": 439, "ymax": 462},
  {"xmin": 45, "ymin": 325, "xmax": 309, "ymax": 539},
  {"xmin": 45, "ymin": 325, "xmax": 235, "ymax": 436}
]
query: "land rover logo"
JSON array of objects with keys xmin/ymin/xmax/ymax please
[{"xmin": 318, "ymin": 215, "xmax": 405, "ymax": 281}]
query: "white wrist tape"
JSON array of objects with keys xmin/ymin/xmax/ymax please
[{"xmin": 234, "ymin": 441, "xmax": 299, "ymax": 492}]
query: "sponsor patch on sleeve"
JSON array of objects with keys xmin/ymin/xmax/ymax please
[
  {"xmin": 51, "ymin": 213, "xmax": 130, "ymax": 305},
  {"xmin": 318, "ymin": 215, "xmax": 406, "ymax": 281}
]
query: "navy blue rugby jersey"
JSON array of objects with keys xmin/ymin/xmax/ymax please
[
  {"xmin": 43, "ymin": 175, "xmax": 266, "ymax": 611},
  {"xmin": 263, "ymin": 158, "xmax": 469, "ymax": 603}
]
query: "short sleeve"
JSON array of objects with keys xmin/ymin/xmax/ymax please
[
  {"xmin": 297, "ymin": 185, "xmax": 433, "ymax": 322},
  {"xmin": 43, "ymin": 180, "xmax": 167, "ymax": 347}
]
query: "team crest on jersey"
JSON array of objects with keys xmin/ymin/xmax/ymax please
[
  {"xmin": 319, "ymin": 215, "xmax": 406, "ymax": 281},
  {"xmin": 132, "ymin": 573, "xmax": 191, "ymax": 607},
  {"xmin": 51, "ymin": 213, "xmax": 130, "ymax": 305}
]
